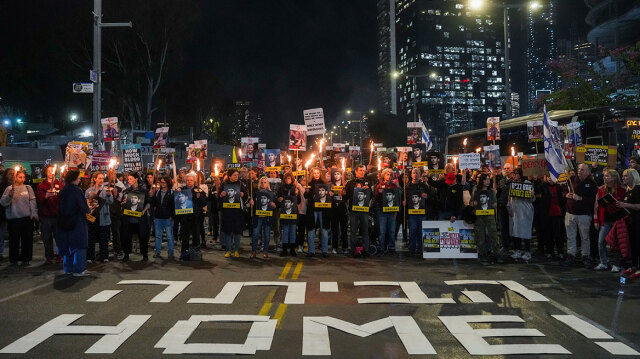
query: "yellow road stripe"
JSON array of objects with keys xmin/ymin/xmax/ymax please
[
  {"xmin": 279, "ymin": 261, "xmax": 293, "ymax": 280},
  {"xmin": 273, "ymin": 303, "xmax": 288, "ymax": 328},
  {"xmin": 291, "ymin": 261, "xmax": 303, "ymax": 280},
  {"xmin": 258, "ymin": 289, "xmax": 277, "ymax": 316}
]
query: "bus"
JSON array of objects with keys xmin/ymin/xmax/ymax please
[{"xmin": 446, "ymin": 107, "xmax": 640, "ymax": 164}]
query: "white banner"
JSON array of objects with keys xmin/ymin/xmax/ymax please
[
  {"xmin": 303, "ymin": 108, "xmax": 325, "ymax": 136},
  {"xmin": 458, "ymin": 153, "xmax": 481, "ymax": 170}
]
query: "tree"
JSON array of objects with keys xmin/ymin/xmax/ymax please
[{"xmin": 202, "ymin": 118, "xmax": 227, "ymax": 144}]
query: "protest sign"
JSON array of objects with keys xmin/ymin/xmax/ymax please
[
  {"xmin": 509, "ymin": 182, "xmax": 533, "ymax": 199},
  {"xmin": 422, "ymin": 220, "xmax": 477, "ymax": 259},
  {"xmin": 124, "ymin": 191, "xmax": 145, "ymax": 217},
  {"xmin": 132, "ymin": 130, "xmax": 154, "ymax": 145},
  {"xmin": 351, "ymin": 187, "xmax": 370, "ymax": 212},
  {"xmin": 122, "ymin": 144, "xmax": 143, "ymax": 172},
  {"xmin": 303, "ymin": 108, "xmax": 325, "ymax": 136},
  {"xmin": 458, "ymin": 153, "xmax": 481, "ymax": 170},
  {"xmin": 627, "ymin": 118, "xmax": 640, "ymax": 153},
  {"xmin": 101, "ymin": 117, "xmax": 119, "ymax": 141},
  {"xmin": 90, "ymin": 150, "xmax": 111, "ymax": 172},
  {"xmin": 575, "ymin": 145, "xmax": 616, "ymax": 166},
  {"xmin": 153, "ymin": 127, "xmax": 169, "ymax": 148},
  {"xmin": 486, "ymin": 117, "xmax": 500, "ymax": 141},
  {"xmin": 527, "ymin": 120, "xmax": 543, "ymax": 142},
  {"xmin": 482, "ymin": 145, "xmax": 501, "ymax": 169},
  {"xmin": 65, "ymin": 141, "xmax": 93, "ymax": 172},
  {"xmin": 289, "ymin": 124, "xmax": 307, "ymax": 151},
  {"xmin": 522, "ymin": 156, "xmax": 549, "ymax": 177},
  {"xmin": 407, "ymin": 122, "xmax": 421, "ymax": 144}
]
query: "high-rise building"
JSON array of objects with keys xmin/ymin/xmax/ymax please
[
  {"xmin": 377, "ymin": 0, "xmax": 397, "ymax": 115},
  {"xmin": 526, "ymin": 0, "xmax": 557, "ymax": 113},
  {"xmin": 230, "ymin": 101, "xmax": 263, "ymax": 143},
  {"xmin": 586, "ymin": 0, "xmax": 640, "ymax": 50},
  {"xmin": 394, "ymin": 0, "xmax": 506, "ymax": 150}
]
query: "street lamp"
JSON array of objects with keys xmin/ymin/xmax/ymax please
[
  {"xmin": 70, "ymin": 114, "xmax": 78, "ymax": 122},
  {"xmin": 469, "ymin": 0, "xmax": 543, "ymax": 118}
]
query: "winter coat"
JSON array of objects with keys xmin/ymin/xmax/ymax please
[
  {"xmin": 57, "ymin": 183, "xmax": 90, "ymax": 250},
  {"xmin": 606, "ymin": 217, "xmax": 631, "ymax": 259}
]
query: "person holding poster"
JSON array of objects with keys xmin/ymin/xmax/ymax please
[
  {"xmin": 250, "ymin": 178, "xmax": 276, "ymax": 258},
  {"xmin": 120, "ymin": 173, "xmax": 151, "ymax": 262},
  {"xmin": 405, "ymin": 167, "xmax": 429, "ymax": 257},
  {"xmin": 85, "ymin": 172, "xmax": 114, "ymax": 264},
  {"xmin": 375, "ymin": 168, "xmax": 399, "ymax": 254},
  {"xmin": 471, "ymin": 173, "xmax": 503, "ymax": 263},
  {"xmin": 152, "ymin": 175, "xmax": 175, "ymax": 259},
  {"xmin": 289, "ymin": 124, "xmax": 307, "ymax": 150},
  {"xmin": 219, "ymin": 169, "xmax": 247, "ymax": 258},
  {"xmin": 346, "ymin": 164, "xmax": 371, "ymax": 257},
  {"xmin": 176, "ymin": 172, "xmax": 207, "ymax": 261},
  {"xmin": 305, "ymin": 168, "xmax": 331, "ymax": 257},
  {"xmin": 407, "ymin": 122, "xmax": 421, "ymax": 144},
  {"xmin": 101, "ymin": 117, "xmax": 119, "ymax": 141},
  {"xmin": 330, "ymin": 167, "xmax": 348, "ymax": 254},
  {"xmin": 487, "ymin": 117, "xmax": 500, "ymax": 141},
  {"xmin": 507, "ymin": 168, "xmax": 535, "ymax": 261},
  {"xmin": 276, "ymin": 172, "xmax": 298, "ymax": 256},
  {"xmin": 265, "ymin": 149, "xmax": 280, "ymax": 167}
]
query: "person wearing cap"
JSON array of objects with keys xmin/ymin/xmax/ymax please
[{"xmin": 432, "ymin": 172, "xmax": 464, "ymax": 222}]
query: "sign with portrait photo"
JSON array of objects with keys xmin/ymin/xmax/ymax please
[
  {"xmin": 101, "ymin": 117, "xmax": 119, "ymax": 141},
  {"xmin": 486, "ymin": 117, "xmax": 500, "ymax": 141},
  {"xmin": 254, "ymin": 190, "xmax": 274, "ymax": 217},
  {"xmin": 330, "ymin": 168, "xmax": 345, "ymax": 201},
  {"xmin": 289, "ymin": 124, "xmax": 307, "ymax": 151},
  {"xmin": 222, "ymin": 184, "xmax": 242, "ymax": 209},
  {"xmin": 407, "ymin": 122, "xmax": 421, "ymax": 144},
  {"xmin": 422, "ymin": 220, "xmax": 478, "ymax": 259},
  {"xmin": 410, "ymin": 144, "xmax": 426, "ymax": 166},
  {"xmin": 407, "ymin": 191, "xmax": 425, "ymax": 215},
  {"xmin": 482, "ymin": 145, "xmax": 501, "ymax": 169},
  {"xmin": 240, "ymin": 137, "xmax": 259, "ymax": 160},
  {"xmin": 174, "ymin": 189, "xmax": 194, "ymax": 215},
  {"xmin": 65, "ymin": 141, "xmax": 93, "ymax": 172},
  {"xmin": 349, "ymin": 146, "xmax": 360, "ymax": 163},
  {"xmin": 30, "ymin": 164, "xmax": 45, "ymax": 183},
  {"xmin": 314, "ymin": 183, "xmax": 332, "ymax": 208},
  {"xmin": 124, "ymin": 191, "xmax": 145, "ymax": 217},
  {"xmin": 153, "ymin": 127, "xmax": 169, "ymax": 148},
  {"xmin": 426, "ymin": 152, "xmax": 445, "ymax": 173},
  {"xmin": 527, "ymin": 120, "xmax": 543, "ymax": 143},
  {"xmin": 265, "ymin": 149, "xmax": 281, "ymax": 168},
  {"xmin": 351, "ymin": 187, "xmax": 370, "ymax": 212},
  {"xmin": 382, "ymin": 188, "xmax": 400, "ymax": 212},
  {"xmin": 280, "ymin": 195, "xmax": 298, "ymax": 220}
]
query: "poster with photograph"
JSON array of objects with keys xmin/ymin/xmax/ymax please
[
  {"xmin": 174, "ymin": 189, "xmax": 194, "ymax": 215},
  {"xmin": 289, "ymin": 124, "xmax": 307, "ymax": 151},
  {"xmin": 565, "ymin": 122, "xmax": 582, "ymax": 158},
  {"xmin": 487, "ymin": 117, "xmax": 500, "ymax": 141},
  {"xmin": 349, "ymin": 146, "xmax": 360, "ymax": 163},
  {"xmin": 314, "ymin": 183, "xmax": 332, "ymax": 208},
  {"xmin": 153, "ymin": 127, "xmax": 169, "ymax": 148},
  {"xmin": 280, "ymin": 195, "xmax": 298, "ymax": 219},
  {"xmin": 160, "ymin": 148, "xmax": 175, "ymax": 166},
  {"xmin": 194, "ymin": 140, "xmax": 207, "ymax": 160},
  {"xmin": 90, "ymin": 150, "xmax": 111, "ymax": 172},
  {"xmin": 124, "ymin": 191, "xmax": 146, "ymax": 217},
  {"xmin": 527, "ymin": 120, "xmax": 543, "ymax": 143},
  {"xmin": 254, "ymin": 190, "xmax": 274, "ymax": 217},
  {"xmin": 133, "ymin": 130, "xmax": 154, "ymax": 145},
  {"xmin": 474, "ymin": 189, "xmax": 496, "ymax": 215},
  {"xmin": 240, "ymin": 137, "xmax": 258, "ymax": 160},
  {"xmin": 379, "ymin": 149, "xmax": 397, "ymax": 169},
  {"xmin": 482, "ymin": 145, "xmax": 501, "ymax": 169},
  {"xmin": 351, "ymin": 187, "xmax": 370, "ymax": 212},
  {"xmin": 396, "ymin": 147, "xmax": 412, "ymax": 169},
  {"xmin": 265, "ymin": 149, "xmax": 281, "ymax": 167},
  {"xmin": 65, "ymin": 141, "xmax": 93, "ymax": 171},
  {"xmin": 410, "ymin": 144, "xmax": 427, "ymax": 165},
  {"xmin": 426, "ymin": 152, "xmax": 445, "ymax": 171},
  {"xmin": 100, "ymin": 117, "xmax": 119, "ymax": 141},
  {"xmin": 257, "ymin": 143, "xmax": 266, "ymax": 162},
  {"xmin": 407, "ymin": 191, "xmax": 426, "ymax": 215},
  {"xmin": 407, "ymin": 122, "xmax": 422, "ymax": 144},
  {"xmin": 382, "ymin": 188, "xmax": 400, "ymax": 212},
  {"xmin": 330, "ymin": 168, "xmax": 345, "ymax": 201},
  {"xmin": 30, "ymin": 164, "xmax": 45, "ymax": 183},
  {"xmin": 333, "ymin": 143, "xmax": 345, "ymax": 152},
  {"xmin": 422, "ymin": 220, "xmax": 478, "ymax": 259},
  {"xmin": 222, "ymin": 184, "xmax": 242, "ymax": 209},
  {"xmin": 122, "ymin": 144, "xmax": 143, "ymax": 172}
]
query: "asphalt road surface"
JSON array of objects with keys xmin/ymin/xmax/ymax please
[{"xmin": 0, "ymin": 238, "xmax": 639, "ymax": 358}]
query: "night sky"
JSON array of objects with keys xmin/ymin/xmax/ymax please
[{"xmin": 0, "ymin": 0, "xmax": 590, "ymax": 146}]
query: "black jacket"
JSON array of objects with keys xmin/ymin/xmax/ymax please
[{"xmin": 153, "ymin": 189, "xmax": 175, "ymax": 219}]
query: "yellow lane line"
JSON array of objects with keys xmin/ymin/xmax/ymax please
[
  {"xmin": 291, "ymin": 261, "xmax": 303, "ymax": 280},
  {"xmin": 278, "ymin": 261, "xmax": 293, "ymax": 280},
  {"xmin": 273, "ymin": 303, "xmax": 288, "ymax": 328},
  {"xmin": 258, "ymin": 289, "xmax": 277, "ymax": 316}
]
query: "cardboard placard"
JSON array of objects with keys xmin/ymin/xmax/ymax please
[
  {"xmin": 422, "ymin": 220, "xmax": 477, "ymax": 259},
  {"xmin": 458, "ymin": 153, "xmax": 481, "ymax": 170},
  {"xmin": 256, "ymin": 210, "xmax": 273, "ymax": 217},
  {"xmin": 575, "ymin": 145, "xmax": 616, "ymax": 166},
  {"xmin": 522, "ymin": 157, "xmax": 549, "ymax": 177},
  {"xmin": 509, "ymin": 182, "xmax": 533, "ymax": 199}
]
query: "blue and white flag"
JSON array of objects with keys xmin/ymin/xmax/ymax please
[
  {"xmin": 543, "ymin": 105, "xmax": 565, "ymax": 182},
  {"xmin": 419, "ymin": 115, "xmax": 433, "ymax": 151}
]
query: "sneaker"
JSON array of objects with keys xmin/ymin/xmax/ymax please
[
  {"xmin": 102, "ymin": 259, "xmax": 109, "ymax": 263},
  {"xmin": 224, "ymin": 251, "xmax": 231, "ymax": 258},
  {"xmin": 233, "ymin": 251, "xmax": 240, "ymax": 258},
  {"xmin": 611, "ymin": 265, "xmax": 621, "ymax": 273},
  {"xmin": 153, "ymin": 253, "xmax": 162, "ymax": 259},
  {"xmin": 332, "ymin": 249, "xmax": 338, "ymax": 255},
  {"xmin": 263, "ymin": 252, "xmax": 269, "ymax": 258},
  {"xmin": 72, "ymin": 271, "xmax": 91, "ymax": 277},
  {"xmin": 521, "ymin": 252, "xmax": 532, "ymax": 261},
  {"xmin": 86, "ymin": 260, "xmax": 94, "ymax": 264},
  {"xmin": 511, "ymin": 250, "xmax": 522, "ymax": 260},
  {"xmin": 594, "ymin": 263, "xmax": 608, "ymax": 271},
  {"xmin": 298, "ymin": 245, "xmax": 304, "ymax": 253}
]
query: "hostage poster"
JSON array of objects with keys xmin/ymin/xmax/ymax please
[
  {"xmin": 122, "ymin": 144, "xmax": 143, "ymax": 173},
  {"xmin": 101, "ymin": 117, "xmax": 119, "ymax": 141},
  {"xmin": 65, "ymin": 141, "xmax": 93, "ymax": 172},
  {"xmin": 422, "ymin": 220, "xmax": 477, "ymax": 259},
  {"xmin": 289, "ymin": 124, "xmax": 307, "ymax": 151}
]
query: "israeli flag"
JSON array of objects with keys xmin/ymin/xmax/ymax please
[
  {"xmin": 419, "ymin": 115, "xmax": 433, "ymax": 151},
  {"xmin": 543, "ymin": 105, "xmax": 565, "ymax": 182}
]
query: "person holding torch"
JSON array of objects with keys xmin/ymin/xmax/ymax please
[
  {"xmin": 36, "ymin": 164, "xmax": 64, "ymax": 264},
  {"xmin": 1, "ymin": 168, "xmax": 38, "ymax": 266}
]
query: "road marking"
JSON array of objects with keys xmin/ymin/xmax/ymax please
[
  {"xmin": 87, "ymin": 290, "xmax": 122, "ymax": 302},
  {"xmin": 258, "ymin": 289, "xmax": 277, "ymax": 316},
  {"xmin": 273, "ymin": 303, "xmax": 287, "ymax": 328},
  {"xmin": 278, "ymin": 261, "xmax": 293, "ymax": 280},
  {"xmin": 291, "ymin": 262, "xmax": 303, "ymax": 280}
]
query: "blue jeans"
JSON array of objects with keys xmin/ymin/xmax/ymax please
[
  {"xmin": 308, "ymin": 211, "xmax": 328, "ymax": 254},
  {"xmin": 252, "ymin": 217, "xmax": 271, "ymax": 252},
  {"xmin": 597, "ymin": 222, "xmax": 613, "ymax": 266},
  {"xmin": 281, "ymin": 223, "xmax": 296, "ymax": 244},
  {"xmin": 223, "ymin": 232, "xmax": 241, "ymax": 252},
  {"xmin": 408, "ymin": 214, "xmax": 425, "ymax": 254},
  {"xmin": 63, "ymin": 247, "xmax": 86, "ymax": 274},
  {"xmin": 154, "ymin": 218, "xmax": 175, "ymax": 255},
  {"xmin": 378, "ymin": 212, "xmax": 397, "ymax": 251}
]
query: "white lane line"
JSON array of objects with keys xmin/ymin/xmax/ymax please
[
  {"xmin": 319, "ymin": 282, "xmax": 338, "ymax": 292},
  {"xmin": 551, "ymin": 315, "xmax": 613, "ymax": 339},
  {"xmin": 461, "ymin": 290, "xmax": 493, "ymax": 303},
  {"xmin": 594, "ymin": 342, "xmax": 640, "ymax": 356},
  {"xmin": 87, "ymin": 290, "xmax": 122, "ymax": 302}
]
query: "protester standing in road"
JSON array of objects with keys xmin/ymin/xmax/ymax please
[
  {"xmin": 563, "ymin": 163, "xmax": 598, "ymax": 267},
  {"xmin": 1, "ymin": 169, "xmax": 38, "ymax": 266},
  {"xmin": 36, "ymin": 165, "xmax": 63, "ymax": 264},
  {"xmin": 85, "ymin": 172, "xmax": 114, "ymax": 263}
]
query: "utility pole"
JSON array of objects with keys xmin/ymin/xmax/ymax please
[{"xmin": 93, "ymin": 0, "xmax": 131, "ymax": 148}]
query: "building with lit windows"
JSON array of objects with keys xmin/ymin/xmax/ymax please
[
  {"xmin": 394, "ymin": 0, "xmax": 506, "ymax": 150},
  {"xmin": 525, "ymin": 0, "xmax": 557, "ymax": 113},
  {"xmin": 377, "ymin": 0, "xmax": 398, "ymax": 115}
]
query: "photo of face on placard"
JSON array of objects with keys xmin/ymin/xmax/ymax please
[
  {"xmin": 427, "ymin": 152, "xmax": 445, "ymax": 170},
  {"xmin": 410, "ymin": 144, "xmax": 426, "ymax": 163},
  {"xmin": 352, "ymin": 187, "xmax": 370, "ymax": 207},
  {"xmin": 126, "ymin": 191, "xmax": 146, "ymax": 213},
  {"xmin": 408, "ymin": 191, "xmax": 425, "ymax": 210},
  {"xmin": 330, "ymin": 168, "xmax": 345, "ymax": 186},
  {"xmin": 265, "ymin": 149, "xmax": 280, "ymax": 167},
  {"xmin": 241, "ymin": 141, "xmax": 257, "ymax": 160},
  {"xmin": 407, "ymin": 123, "xmax": 421, "ymax": 145},
  {"xmin": 30, "ymin": 164, "xmax": 44, "ymax": 179},
  {"xmin": 349, "ymin": 147, "xmax": 360, "ymax": 163},
  {"xmin": 476, "ymin": 189, "xmax": 492, "ymax": 210},
  {"xmin": 255, "ymin": 190, "xmax": 273, "ymax": 212},
  {"xmin": 281, "ymin": 195, "xmax": 297, "ymax": 215},
  {"xmin": 174, "ymin": 189, "xmax": 193, "ymax": 211},
  {"xmin": 396, "ymin": 149, "xmax": 410, "ymax": 168},
  {"xmin": 224, "ymin": 184, "xmax": 242, "ymax": 205},
  {"xmin": 383, "ymin": 188, "xmax": 400, "ymax": 209},
  {"xmin": 314, "ymin": 184, "xmax": 332, "ymax": 203}
]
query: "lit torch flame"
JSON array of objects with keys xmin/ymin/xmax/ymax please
[
  {"xmin": 476, "ymin": 147, "xmax": 482, "ymax": 153},
  {"xmin": 60, "ymin": 165, "xmax": 66, "ymax": 175},
  {"xmin": 318, "ymin": 138, "xmax": 325, "ymax": 153},
  {"xmin": 370, "ymin": 141, "xmax": 374, "ymax": 152},
  {"xmin": 463, "ymin": 138, "xmax": 468, "ymax": 146},
  {"xmin": 14, "ymin": 165, "xmax": 19, "ymax": 172},
  {"xmin": 214, "ymin": 163, "xmax": 219, "ymax": 177},
  {"xmin": 377, "ymin": 157, "xmax": 382, "ymax": 171},
  {"xmin": 287, "ymin": 154, "xmax": 291, "ymax": 164},
  {"xmin": 52, "ymin": 164, "xmax": 57, "ymax": 176},
  {"xmin": 196, "ymin": 158, "xmax": 200, "ymax": 171},
  {"xmin": 511, "ymin": 146, "xmax": 515, "ymax": 157},
  {"xmin": 341, "ymin": 158, "xmax": 346, "ymax": 172},
  {"xmin": 108, "ymin": 158, "xmax": 116, "ymax": 170},
  {"xmin": 157, "ymin": 159, "xmax": 162, "ymax": 172},
  {"xmin": 238, "ymin": 149, "xmax": 243, "ymax": 158},
  {"xmin": 305, "ymin": 153, "xmax": 316, "ymax": 169}
]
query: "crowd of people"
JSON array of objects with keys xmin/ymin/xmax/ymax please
[{"xmin": 0, "ymin": 155, "xmax": 639, "ymax": 280}]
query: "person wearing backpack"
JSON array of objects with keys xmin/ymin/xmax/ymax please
[{"xmin": 0, "ymin": 169, "xmax": 38, "ymax": 266}]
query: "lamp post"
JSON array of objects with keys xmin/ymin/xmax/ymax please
[{"xmin": 469, "ymin": 0, "xmax": 543, "ymax": 119}]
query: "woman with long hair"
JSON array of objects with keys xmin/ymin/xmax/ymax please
[
  {"xmin": 616, "ymin": 169, "xmax": 640, "ymax": 278},
  {"xmin": 593, "ymin": 169, "xmax": 626, "ymax": 271},
  {"xmin": 0, "ymin": 169, "xmax": 38, "ymax": 266},
  {"xmin": 85, "ymin": 172, "xmax": 114, "ymax": 263}
]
